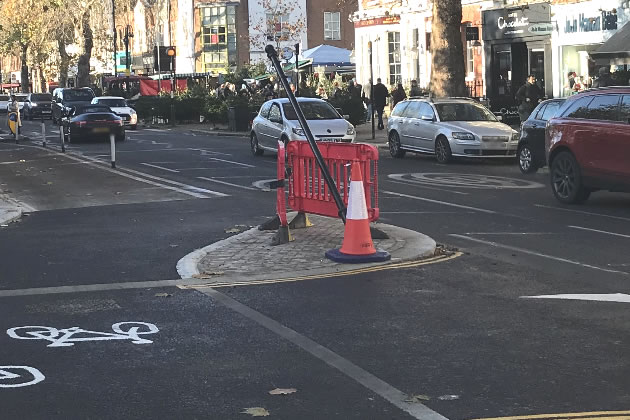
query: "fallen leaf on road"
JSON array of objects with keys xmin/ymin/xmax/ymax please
[
  {"xmin": 438, "ymin": 395, "xmax": 460, "ymax": 401},
  {"xmin": 155, "ymin": 293, "xmax": 172, "ymax": 298},
  {"xmin": 192, "ymin": 271, "xmax": 224, "ymax": 279},
  {"xmin": 241, "ymin": 407, "xmax": 270, "ymax": 417},
  {"xmin": 404, "ymin": 394, "xmax": 430, "ymax": 403},
  {"xmin": 268, "ymin": 388, "xmax": 297, "ymax": 395},
  {"xmin": 224, "ymin": 225, "xmax": 248, "ymax": 234}
]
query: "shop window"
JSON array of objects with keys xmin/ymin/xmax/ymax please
[
  {"xmin": 201, "ymin": 6, "xmax": 237, "ymax": 71},
  {"xmin": 388, "ymin": 32, "xmax": 401, "ymax": 85},
  {"xmin": 583, "ymin": 95, "xmax": 621, "ymax": 121},
  {"xmin": 620, "ymin": 96, "xmax": 630, "ymax": 123},
  {"xmin": 324, "ymin": 12, "xmax": 341, "ymax": 41}
]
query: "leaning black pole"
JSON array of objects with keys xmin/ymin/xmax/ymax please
[{"xmin": 266, "ymin": 45, "xmax": 346, "ymax": 223}]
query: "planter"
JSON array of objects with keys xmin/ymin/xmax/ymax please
[{"xmin": 227, "ymin": 105, "xmax": 250, "ymax": 132}]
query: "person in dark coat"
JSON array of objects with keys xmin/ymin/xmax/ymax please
[
  {"xmin": 391, "ymin": 83, "xmax": 407, "ymax": 108},
  {"xmin": 592, "ymin": 67, "xmax": 614, "ymax": 88},
  {"xmin": 409, "ymin": 80, "xmax": 422, "ymax": 97},
  {"xmin": 515, "ymin": 75, "xmax": 543, "ymax": 123},
  {"xmin": 372, "ymin": 78, "xmax": 389, "ymax": 130}
]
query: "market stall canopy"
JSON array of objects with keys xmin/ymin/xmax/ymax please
[
  {"xmin": 590, "ymin": 22, "xmax": 630, "ymax": 65},
  {"xmin": 299, "ymin": 44, "xmax": 353, "ymax": 66}
]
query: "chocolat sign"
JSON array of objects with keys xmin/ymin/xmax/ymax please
[{"xmin": 483, "ymin": 3, "xmax": 551, "ymax": 40}]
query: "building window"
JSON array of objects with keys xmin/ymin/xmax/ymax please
[
  {"xmin": 465, "ymin": 24, "xmax": 474, "ymax": 77},
  {"xmin": 201, "ymin": 5, "xmax": 237, "ymax": 72},
  {"xmin": 324, "ymin": 12, "xmax": 341, "ymax": 41},
  {"xmin": 266, "ymin": 13, "xmax": 290, "ymax": 42},
  {"xmin": 388, "ymin": 31, "xmax": 401, "ymax": 85}
]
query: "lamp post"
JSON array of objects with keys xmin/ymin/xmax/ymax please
[
  {"xmin": 167, "ymin": 46, "xmax": 175, "ymax": 126},
  {"xmin": 294, "ymin": 43, "xmax": 300, "ymax": 96},
  {"xmin": 112, "ymin": 0, "xmax": 116, "ymax": 76},
  {"xmin": 368, "ymin": 41, "xmax": 375, "ymax": 140}
]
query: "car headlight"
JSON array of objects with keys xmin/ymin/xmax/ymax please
[
  {"xmin": 452, "ymin": 132, "xmax": 475, "ymax": 140},
  {"xmin": 511, "ymin": 131, "xmax": 520, "ymax": 141},
  {"xmin": 346, "ymin": 126, "xmax": 355, "ymax": 136},
  {"xmin": 292, "ymin": 127, "xmax": 305, "ymax": 136},
  {"xmin": 130, "ymin": 114, "xmax": 138, "ymax": 123},
  {"xmin": 31, "ymin": 103, "xmax": 38, "ymax": 107}
]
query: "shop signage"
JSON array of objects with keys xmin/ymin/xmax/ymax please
[
  {"xmin": 466, "ymin": 26, "xmax": 480, "ymax": 41},
  {"xmin": 482, "ymin": 3, "xmax": 551, "ymax": 40},
  {"xmin": 354, "ymin": 15, "xmax": 401, "ymax": 28},
  {"xmin": 565, "ymin": 10, "xmax": 618, "ymax": 33}
]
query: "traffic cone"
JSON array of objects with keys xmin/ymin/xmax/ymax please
[{"xmin": 325, "ymin": 161, "xmax": 391, "ymax": 263}]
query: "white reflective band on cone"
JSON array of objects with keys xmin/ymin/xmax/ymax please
[{"xmin": 346, "ymin": 180, "xmax": 369, "ymax": 220}]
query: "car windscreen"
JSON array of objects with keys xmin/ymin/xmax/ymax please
[
  {"xmin": 282, "ymin": 102, "xmax": 339, "ymax": 120},
  {"xmin": 31, "ymin": 94, "xmax": 52, "ymax": 102},
  {"xmin": 97, "ymin": 99, "xmax": 127, "ymax": 107},
  {"xmin": 15, "ymin": 95, "xmax": 28, "ymax": 101},
  {"xmin": 65, "ymin": 90, "xmax": 94, "ymax": 101},
  {"xmin": 435, "ymin": 103, "xmax": 497, "ymax": 122},
  {"xmin": 0, "ymin": 96, "xmax": 9, "ymax": 101}
]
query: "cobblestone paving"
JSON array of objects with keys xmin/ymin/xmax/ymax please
[{"xmin": 197, "ymin": 215, "xmax": 406, "ymax": 277}]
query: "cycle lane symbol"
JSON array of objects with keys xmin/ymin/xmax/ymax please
[
  {"xmin": 7, "ymin": 322, "xmax": 159, "ymax": 348},
  {"xmin": 0, "ymin": 366, "xmax": 45, "ymax": 388}
]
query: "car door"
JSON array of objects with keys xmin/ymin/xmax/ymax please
[
  {"xmin": 254, "ymin": 102, "xmax": 272, "ymax": 145},
  {"xmin": 610, "ymin": 95, "xmax": 630, "ymax": 182},
  {"xmin": 263, "ymin": 103, "xmax": 283, "ymax": 148},
  {"xmin": 530, "ymin": 102, "xmax": 562, "ymax": 166},
  {"xmin": 414, "ymin": 102, "xmax": 438, "ymax": 150},
  {"xmin": 398, "ymin": 102, "xmax": 421, "ymax": 148}
]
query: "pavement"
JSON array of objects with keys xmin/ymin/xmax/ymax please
[
  {"xmin": 0, "ymin": 194, "xmax": 26, "ymax": 226},
  {"xmin": 176, "ymin": 213, "xmax": 439, "ymax": 287}
]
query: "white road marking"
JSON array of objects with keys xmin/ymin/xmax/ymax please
[
  {"xmin": 200, "ymin": 288, "xmax": 449, "ymax": 420},
  {"xmin": 464, "ymin": 232, "xmax": 555, "ymax": 235},
  {"xmin": 381, "ymin": 211, "xmax": 475, "ymax": 214},
  {"xmin": 191, "ymin": 148, "xmax": 233, "ymax": 157},
  {"xmin": 197, "ymin": 176, "xmax": 256, "ymax": 191},
  {"xmin": 450, "ymin": 234, "xmax": 629, "ymax": 275},
  {"xmin": 535, "ymin": 204, "xmax": 630, "ymax": 222},
  {"xmin": 569, "ymin": 225, "xmax": 630, "ymax": 239},
  {"xmin": 383, "ymin": 191, "xmax": 496, "ymax": 214},
  {"xmin": 206, "ymin": 156, "xmax": 255, "ymax": 168},
  {"xmin": 0, "ymin": 366, "xmax": 45, "ymax": 388},
  {"xmin": 522, "ymin": 293, "xmax": 630, "ymax": 303},
  {"xmin": 386, "ymin": 179, "xmax": 469, "ymax": 195},
  {"xmin": 140, "ymin": 162, "xmax": 180, "ymax": 173}
]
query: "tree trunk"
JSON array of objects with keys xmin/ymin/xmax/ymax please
[
  {"xmin": 76, "ymin": 10, "xmax": 93, "ymax": 88},
  {"xmin": 58, "ymin": 39, "xmax": 70, "ymax": 88},
  {"xmin": 39, "ymin": 67, "xmax": 47, "ymax": 93},
  {"xmin": 20, "ymin": 44, "xmax": 30, "ymax": 93},
  {"xmin": 430, "ymin": 0, "xmax": 467, "ymax": 98}
]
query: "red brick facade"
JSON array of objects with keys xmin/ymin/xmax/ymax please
[{"xmin": 307, "ymin": 0, "xmax": 357, "ymax": 51}]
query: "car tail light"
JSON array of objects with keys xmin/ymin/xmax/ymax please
[{"xmin": 76, "ymin": 121, "xmax": 86, "ymax": 127}]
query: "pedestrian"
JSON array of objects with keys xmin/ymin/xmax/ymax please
[
  {"xmin": 391, "ymin": 83, "xmax": 407, "ymax": 108},
  {"xmin": 515, "ymin": 75, "xmax": 543, "ymax": 123},
  {"xmin": 572, "ymin": 76, "xmax": 584, "ymax": 94},
  {"xmin": 362, "ymin": 79, "xmax": 372, "ymax": 122},
  {"xmin": 7, "ymin": 94, "xmax": 21, "ymax": 134},
  {"xmin": 347, "ymin": 81, "xmax": 361, "ymax": 100},
  {"xmin": 409, "ymin": 79, "xmax": 422, "ymax": 97},
  {"xmin": 592, "ymin": 67, "xmax": 613, "ymax": 88},
  {"xmin": 317, "ymin": 84, "xmax": 328, "ymax": 100},
  {"xmin": 332, "ymin": 81, "xmax": 342, "ymax": 100},
  {"xmin": 372, "ymin": 78, "xmax": 389, "ymax": 130}
]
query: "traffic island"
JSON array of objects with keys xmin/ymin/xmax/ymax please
[{"xmin": 176, "ymin": 214, "xmax": 439, "ymax": 287}]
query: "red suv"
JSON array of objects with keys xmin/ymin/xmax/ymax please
[{"xmin": 546, "ymin": 87, "xmax": 630, "ymax": 204}]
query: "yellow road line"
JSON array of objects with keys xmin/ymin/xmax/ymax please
[
  {"xmin": 473, "ymin": 410, "xmax": 630, "ymax": 420},
  {"xmin": 178, "ymin": 252, "xmax": 462, "ymax": 289}
]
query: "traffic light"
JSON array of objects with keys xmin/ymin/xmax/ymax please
[{"xmin": 153, "ymin": 46, "xmax": 176, "ymax": 72}]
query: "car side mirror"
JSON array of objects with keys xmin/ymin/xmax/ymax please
[
  {"xmin": 421, "ymin": 114, "xmax": 434, "ymax": 122},
  {"xmin": 343, "ymin": 114, "xmax": 350, "ymax": 120}
]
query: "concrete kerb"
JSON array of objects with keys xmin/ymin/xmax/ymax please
[
  {"xmin": 176, "ymin": 219, "xmax": 437, "ymax": 286},
  {"xmin": 0, "ymin": 195, "xmax": 32, "ymax": 226}
]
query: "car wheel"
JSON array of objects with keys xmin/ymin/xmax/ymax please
[
  {"xmin": 550, "ymin": 151, "xmax": 590, "ymax": 204},
  {"xmin": 251, "ymin": 133, "xmax": 264, "ymax": 156},
  {"xmin": 518, "ymin": 143, "xmax": 537, "ymax": 174},
  {"xmin": 435, "ymin": 136, "xmax": 452, "ymax": 164},
  {"xmin": 388, "ymin": 131, "xmax": 405, "ymax": 158}
]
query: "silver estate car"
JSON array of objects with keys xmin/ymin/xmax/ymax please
[
  {"xmin": 387, "ymin": 98, "xmax": 519, "ymax": 163},
  {"xmin": 250, "ymin": 97, "xmax": 356, "ymax": 155}
]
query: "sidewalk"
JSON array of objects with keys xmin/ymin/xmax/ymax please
[
  {"xmin": 0, "ymin": 195, "xmax": 26, "ymax": 226},
  {"xmin": 176, "ymin": 213, "xmax": 441, "ymax": 287}
]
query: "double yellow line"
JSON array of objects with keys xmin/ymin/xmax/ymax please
[{"xmin": 179, "ymin": 251, "xmax": 462, "ymax": 289}]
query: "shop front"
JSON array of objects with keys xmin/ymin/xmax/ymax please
[
  {"xmin": 552, "ymin": 0, "xmax": 628, "ymax": 97},
  {"xmin": 482, "ymin": 3, "xmax": 553, "ymax": 112}
]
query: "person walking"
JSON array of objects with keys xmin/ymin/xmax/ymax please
[
  {"xmin": 515, "ymin": 75, "xmax": 543, "ymax": 123},
  {"xmin": 592, "ymin": 67, "xmax": 613, "ymax": 88},
  {"xmin": 409, "ymin": 80, "xmax": 422, "ymax": 97},
  {"xmin": 362, "ymin": 79, "xmax": 372, "ymax": 122},
  {"xmin": 391, "ymin": 83, "xmax": 407, "ymax": 108},
  {"xmin": 373, "ymin": 78, "xmax": 389, "ymax": 130}
]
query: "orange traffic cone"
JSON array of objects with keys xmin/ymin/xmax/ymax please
[{"xmin": 325, "ymin": 161, "xmax": 391, "ymax": 263}]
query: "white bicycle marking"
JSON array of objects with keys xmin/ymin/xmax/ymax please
[
  {"xmin": 389, "ymin": 173, "xmax": 544, "ymax": 189},
  {"xmin": 7, "ymin": 322, "xmax": 159, "ymax": 347},
  {"xmin": 0, "ymin": 366, "xmax": 45, "ymax": 388}
]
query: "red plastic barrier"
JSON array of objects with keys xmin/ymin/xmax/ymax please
[
  {"xmin": 277, "ymin": 140, "xmax": 288, "ymax": 227},
  {"xmin": 286, "ymin": 142, "xmax": 379, "ymax": 222}
]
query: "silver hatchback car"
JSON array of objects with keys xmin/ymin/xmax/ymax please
[
  {"xmin": 250, "ymin": 97, "xmax": 356, "ymax": 155},
  {"xmin": 387, "ymin": 98, "xmax": 519, "ymax": 163}
]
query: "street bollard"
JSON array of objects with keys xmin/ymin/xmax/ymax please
[
  {"xmin": 41, "ymin": 114, "xmax": 46, "ymax": 147},
  {"xmin": 59, "ymin": 124, "xmax": 65, "ymax": 153},
  {"xmin": 15, "ymin": 106, "xmax": 20, "ymax": 144},
  {"xmin": 110, "ymin": 133, "xmax": 116, "ymax": 168}
]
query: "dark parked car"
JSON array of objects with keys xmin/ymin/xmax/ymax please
[
  {"xmin": 61, "ymin": 104, "xmax": 125, "ymax": 143},
  {"xmin": 546, "ymin": 87, "xmax": 630, "ymax": 204},
  {"xmin": 23, "ymin": 93, "xmax": 53, "ymax": 120},
  {"xmin": 52, "ymin": 87, "xmax": 95, "ymax": 125},
  {"xmin": 517, "ymin": 98, "xmax": 565, "ymax": 174}
]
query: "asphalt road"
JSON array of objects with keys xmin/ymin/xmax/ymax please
[{"xmin": 1, "ymin": 119, "xmax": 629, "ymax": 419}]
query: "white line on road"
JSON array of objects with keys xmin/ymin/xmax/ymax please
[
  {"xmin": 381, "ymin": 211, "xmax": 476, "ymax": 214},
  {"xmin": 140, "ymin": 163, "xmax": 180, "ymax": 173},
  {"xmin": 205, "ymin": 156, "xmax": 255, "ymax": 168},
  {"xmin": 569, "ymin": 225, "xmax": 630, "ymax": 239},
  {"xmin": 190, "ymin": 148, "xmax": 233, "ymax": 157},
  {"xmin": 535, "ymin": 204, "xmax": 630, "ymax": 222},
  {"xmin": 197, "ymin": 176, "xmax": 256, "ymax": 191},
  {"xmin": 383, "ymin": 191, "xmax": 496, "ymax": 214},
  {"xmin": 522, "ymin": 293, "xmax": 630, "ymax": 303},
  {"xmin": 200, "ymin": 288, "xmax": 449, "ymax": 420},
  {"xmin": 386, "ymin": 179, "xmax": 469, "ymax": 195},
  {"xmin": 450, "ymin": 234, "xmax": 629, "ymax": 276},
  {"xmin": 464, "ymin": 232, "xmax": 555, "ymax": 235}
]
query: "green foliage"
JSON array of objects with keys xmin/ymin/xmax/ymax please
[
  {"xmin": 328, "ymin": 91, "xmax": 366, "ymax": 126},
  {"xmin": 204, "ymin": 96, "xmax": 228, "ymax": 126},
  {"xmin": 224, "ymin": 63, "xmax": 269, "ymax": 85}
]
